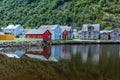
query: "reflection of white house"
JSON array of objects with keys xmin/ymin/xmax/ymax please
[
  {"xmin": 77, "ymin": 45, "xmax": 89, "ymax": 63},
  {"xmin": 78, "ymin": 45, "xmax": 100, "ymax": 63},
  {"xmin": 3, "ymin": 50, "xmax": 24, "ymax": 58},
  {"xmin": 90, "ymin": 45, "xmax": 100, "ymax": 63},
  {"xmin": 79, "ymin": 45, "xmax": 89, "ymax": 63},
  {"xmin": 26, "ymin": 54, "xmax": 48, "ymax": 61},
  {"xmin": 80, "ymin": 24, "xmax": 100, "ymax": 40},
  {"xmin": 71, "ymin": 45, "xmax": 77, "ymax": 55}
]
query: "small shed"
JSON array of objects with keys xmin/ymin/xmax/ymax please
[
  {"xmin": 3, "ymin": 50, "xmax": 24, "ymax": 58},
  {"xmin": 109, "ymin": 30, "xmax": 119, "ymax": 40},
  {"xmin": 60, "ymin": 26, "xmax": 73, "ymax": 39},
  {"xmin": 62, "ymin": 29, "xmax": 68, "ymax": 40},
  {"xmin": 0, "ymin": 35, "xmax": 15, "ymax": 40},
  {"xmin": 100, "ymin": 31, "xmax": 109, "ymax": 40},
  {"xmin": 60, "ymin": 26, "xmax": 68, "ymax": 40}
]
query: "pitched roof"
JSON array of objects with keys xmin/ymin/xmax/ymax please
[
  {"xmin": 24, "ymin": 29, "xmax": 37, "ymax": 34},
  {"xmin": 60, "ymin": 26, "xmax": 72, "ymax": 31},
  {"xmin": 26, "ymin": 54, "xmax": 48, "ymax": 61},
  {"xmin": 25, "ymin": 29, "xmax": 47, "ymax": 34},
  {"xmin": 61, "ymin": 29, "xmax": 66, "ymax": 33},
  {"xmin": 3, "ymin": 51, "xmax": 24, "ymax": 58},
  {"xmin": 38, "ymin": 25, "xmax": 59, "ymax": 30},
  {"xmin": 5, "ymin": 24, "xmax": 22, "ymax": 29},
  {"xmin": 82, "ymin": 24, "xmax": 100, "ymax": 31}
]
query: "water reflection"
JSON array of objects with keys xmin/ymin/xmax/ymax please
[
  {"xmin": 1, "ymin": 44, "xmax": 120, "ymax": 63},
  {"xmin": 25, "ymin": 46, "xmax": 52, "ymax": 61},
  {"xmin": 3, "ymin": 50, "xmax": 24, "ymax": 58}
]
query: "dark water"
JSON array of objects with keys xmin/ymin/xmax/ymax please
[
  {"xmin": 1, "ymin": 44, "xmax": 120, "ymax": 63},
  {"xmin": 1, "ymin": 44, "xmax": 120, "ymax": 80}
]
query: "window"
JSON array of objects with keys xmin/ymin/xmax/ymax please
[{"xmin": 88, "ymin": 26, "xmax": 94, "ymax": 31}]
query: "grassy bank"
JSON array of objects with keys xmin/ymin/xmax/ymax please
[{"xmin": 0, "ymin": 53, "xmax": 120, "ymax": 80}]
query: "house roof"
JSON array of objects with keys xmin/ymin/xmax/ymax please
[
  {"xmin": 82, "ymin": 24, "xmax": 100, "ymax": 31},
  {"xmin": 100, "ymin": 30, "xmax": 109, "ymax": 33},
  {"xmin": 61, "ymin": 29, "xmax": 66, "ymax": 33},
  {"xmin": 5, "ymin": 24, "xmax": 22, "ymax": 29},
  {"xmin": 60, "ymin": 26, "xmax": 72, "ymax": 31},
  {"xmin": 39, "ymin": 25, "xmax": 59, "ymax": 30},
  {"xmin": 26, "ymin": 54, "xmax": 48, "ymax": 61},
  {"xmin": 3, "ymin": 50, "xmax": 24, "ymax": 58},
  {"xmin": 24, "ymin": 29, "xmax": 37, "ymax": 34},
  {"xmin": 25, "ymin": 29, "xmax": 48, "ymax": 34}
]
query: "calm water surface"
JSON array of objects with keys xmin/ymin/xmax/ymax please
[
  {"xmin": 1, "ymin": 44, "xmax": 120, "ymax": 80},
  {"xmin": 2, "ymin": 44, "xmax": 120, "ymax": 63}
]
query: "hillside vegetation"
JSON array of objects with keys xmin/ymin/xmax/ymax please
[{"xmin": 0, "ymin": 0, "xmax": 120, "ymax": 30}]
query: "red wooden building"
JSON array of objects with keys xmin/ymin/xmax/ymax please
[
  {"xmin": 61, "ymin": 29, "xmax": 68, "ymax": 40},
  {"xmin": 25, "ymin": 29, "xmax": 52, "ymax": 41}
]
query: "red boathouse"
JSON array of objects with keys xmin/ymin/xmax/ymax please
[
  {"xmin": 62, "ymin": 29, "xmax": 68, "ymax": 40},
  {"xmin": 25, "ymin": 29, "xmax": 52, "ymax": 41}
]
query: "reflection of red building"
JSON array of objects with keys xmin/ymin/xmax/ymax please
[
  {"xmin": 62, "ymin": 29, "xmax": 68, "ymax": 40},
  {"xmin": 62, "ymin": 45, "xmax": 68, "ymax": 54},
  {"xmin": 41, "ymin": 47, "xmax": 51, "ymax": 59},
  {"xmin": 61, "ymin": 45, "xmax": 68, "ymax": 58},
  {"xmin": 26, "ymin": 46, "xmax": 51, "ymax": 59}
]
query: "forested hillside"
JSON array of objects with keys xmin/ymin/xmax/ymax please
[{"xmin": 0, "ymin": 0, "xmax": 120, "ymax": 30}]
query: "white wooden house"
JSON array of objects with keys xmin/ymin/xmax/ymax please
[{"xmin": 80, "ymin": 24, "xmax": 100, "ymax": 40}]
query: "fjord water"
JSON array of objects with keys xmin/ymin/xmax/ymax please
[
  {"xmin": 3, "ymin": 44, "xmax": 120, "ymax": 63},
  {"xmin": 1, "ymin": 44, "xmax": 120, "ymax": 80},
  {"xmin": 39, "ymin": 44, "xmax": 120, "ymax": 63}
]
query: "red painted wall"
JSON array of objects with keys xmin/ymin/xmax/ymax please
[
  {"xmin": 42, "ymin": 30, "xmax": 52, "ymax": 41},
  {"xmin": 62, "ymin": 30, "xmax": 68, "ymax": 40},
  {"xmin": 25, "ymin": 30, "xmax": 52, "ymax": 41},
  {"xmin": 25, "ymin": 34, "xmax": 42, "ymax": 39}
]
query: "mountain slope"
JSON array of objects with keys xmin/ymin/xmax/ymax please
[{"xmin": 0, "ymin": 0, "xmax": 120, "ymax": 30}]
